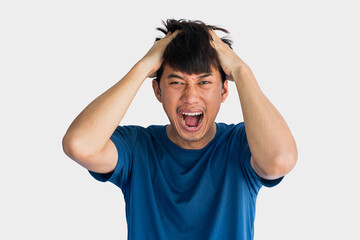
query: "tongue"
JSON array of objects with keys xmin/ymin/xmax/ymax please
[{"xmin": 184, "ymin": 115, "xmax": 200, "ymax": 127}]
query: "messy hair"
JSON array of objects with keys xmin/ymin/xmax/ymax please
[{"xmin": 155, "ymin": 19, "xmax": 233, "ymax": 83}]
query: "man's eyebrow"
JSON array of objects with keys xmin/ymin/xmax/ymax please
[
  {"xmin": 167, "ymin": 73, "xmax": 184, "ymax": 80},
  {"xmin": 198, "ymin": 73, "xmax": 212, "ymax": 78},
  {"xmin": 167, "ymin": 73, "xmax": 212, "ymax": 80}
]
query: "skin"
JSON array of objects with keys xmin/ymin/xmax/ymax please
[
  {"xmin": 63, "ymin": 28, "xmax": 297, "ymax": 180},
  {"xmin": 152, "ymin": 64, "xmax": 228, "ymax": 149},
  {"xmin": 208, "ymin": 29, "xmax": 298, "ymax": 179},
  {"xmin": 62, "ymin": 30, "xmax": 182, "ymax": 173}
]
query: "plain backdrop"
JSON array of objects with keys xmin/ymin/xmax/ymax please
[{"xmin": 1, "ymin": 0, "xmax": 359, "ymax": 239}]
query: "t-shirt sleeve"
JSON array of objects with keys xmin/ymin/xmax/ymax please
[
  {"xmin": 88, "ymin": 125, "xmax": 139, "ymax": 190},
  {"xmin": 237, "ymin": 122, "xmax": 284, "ymax": 192}
]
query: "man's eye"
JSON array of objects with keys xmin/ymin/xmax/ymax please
[
  {"xmin": 199, "ymin": 81, "xmax": 211, "ymax": 85},
  {"xmin": 170, "ymin": 81, "xmax": 183, "ymax": 85}
]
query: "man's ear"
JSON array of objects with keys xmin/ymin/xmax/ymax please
[
  {"xmin": 221, "ymin": 80, "xmax": 229, "ymax": 103},
  {"xmin": 152, "ymin": 79, "xmax": 162, "ymax": 103}
]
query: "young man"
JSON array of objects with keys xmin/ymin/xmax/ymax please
[{"xmin": 63, "ymin": 19, "xmax": 297, "ymax": 240}]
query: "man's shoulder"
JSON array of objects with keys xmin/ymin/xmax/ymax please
[
  {"xmin": 213, "ymin": 122, "xmax": 247, "ymax": 147},
  {"xmin": 114, "ymin": 124, "xmax": 166, "ymax": 131},
  {"xmin": 216, "ymin": 122, "xmax": 245, "ymax": 133},
  {"xmin": 146, "ymin": 124, "xmax": 167, "ymax": 131},
  {"xmin": 114, "ymin": 124, "xmax": 166, "ymax": 139}
]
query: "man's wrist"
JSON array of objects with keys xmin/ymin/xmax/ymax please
[
  {"xmin": 232, "ymin": 65, "xmax": 253, "ymax": 83},
  {"xmin": 136, "ymin": 57, "xmax": 157, "ymax": 79}
]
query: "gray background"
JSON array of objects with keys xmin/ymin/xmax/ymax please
[{"xmin": 1, "ymin": 0, "xmax": 359, "ymax": 239}]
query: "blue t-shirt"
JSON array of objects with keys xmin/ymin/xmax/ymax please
[{"xmin": 89, "ymin": 122, "xmax": 283, "ymax": 240}]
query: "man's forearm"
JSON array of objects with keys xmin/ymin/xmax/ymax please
[
  {"xmin": 233, "ymin": 66, "xmax": 297, "ymax": 177},
  {"xmin": 63, "ymin": 60, "xmax": 151, "ymax": 158},
  {"xmin": 63, "ymin": 30, "xmax": 180, "ymax": 160}
]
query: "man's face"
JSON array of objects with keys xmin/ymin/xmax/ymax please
[{"xmin": 152, "ymin": 63, "xmax": 229, "ymax": 149}]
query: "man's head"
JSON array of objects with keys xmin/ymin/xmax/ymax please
[
  {"xmin": 152, "ymin": 19, "xmax": 232, "ymax": 149},
  {"xmin": 154, "ymin": 19, "xmax": 233, "ymax": 84}
]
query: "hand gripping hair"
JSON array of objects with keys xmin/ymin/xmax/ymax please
[{"xmin": 154, "ymin": 19, "xmax": 233, "ymax": 83}]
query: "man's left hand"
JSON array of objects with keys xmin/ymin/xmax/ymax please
[{"xmin": 209, "ymin": 29, "xmax": 249, "ymax": 81}]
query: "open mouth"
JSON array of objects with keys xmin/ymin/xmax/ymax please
[{"xmin": 179, "ymin": 111, "xmax": 204, "ymax": 129}]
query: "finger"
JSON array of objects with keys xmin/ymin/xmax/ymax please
[
  {"xmin": 209, "ymin": 30, "xmax": 218, "ymax": 48},
  {"xmin": 210, "ymin": 38, "xmax": 215, "ymax": 48},
  {"xmin": 209, "ymin": 29, "xmax": 221, "ymax": 42},
  {"xmin": 208, "ymin": 29, "xmax": 216, "ymax": 39},
  {"xmin": 165, "ymin": 29, "xmax": 180, "ymax": 38},
  {"xmin": 168, "ymin": 29, "xmax": 181, "ymax": 39}
]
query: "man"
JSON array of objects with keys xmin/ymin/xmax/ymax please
[{"xmin": 62, "ymin": 19, "xmax": 297, "ymax": 240}]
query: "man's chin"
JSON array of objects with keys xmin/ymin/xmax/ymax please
[
  {"xmin": 167, "ymin": 124, "xmax": 205, "ymax": 144},
  {"xmin": 177, "ymin": 123, "xmax": 207, "ymax": 142},
  {"xmin": 178, "ymin": 134, "xmax": 204, "ymax": 143}
]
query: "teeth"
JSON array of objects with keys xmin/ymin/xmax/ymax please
[{"xmin": 182, "ymin": 112, "xmax": 202, "ymax": 116}]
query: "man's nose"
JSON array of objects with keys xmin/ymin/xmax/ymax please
[{"xmin": 181, "ymin": 84, "xmax": 200, "ymax": 104}]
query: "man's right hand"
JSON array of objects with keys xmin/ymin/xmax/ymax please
[
  {"xmin": 62, "ymin": 29, "xmax": 180, "ymax": 174},
  {"xmin": 141, "ymin": 30, "xmax": 180, "ymax": 78}
]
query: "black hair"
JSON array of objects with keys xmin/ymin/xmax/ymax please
[{"xmin": 155, "ymin": 19, "xmax": 233, "ymax": 83}]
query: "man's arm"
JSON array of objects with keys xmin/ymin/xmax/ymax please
[
  {"xmin": 62, "ymin": 31, "xmax": 179, "ymax": 173},
  {"xmin": 209, "ymin": 30, "xmax": 297, "ymax": 180}
]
